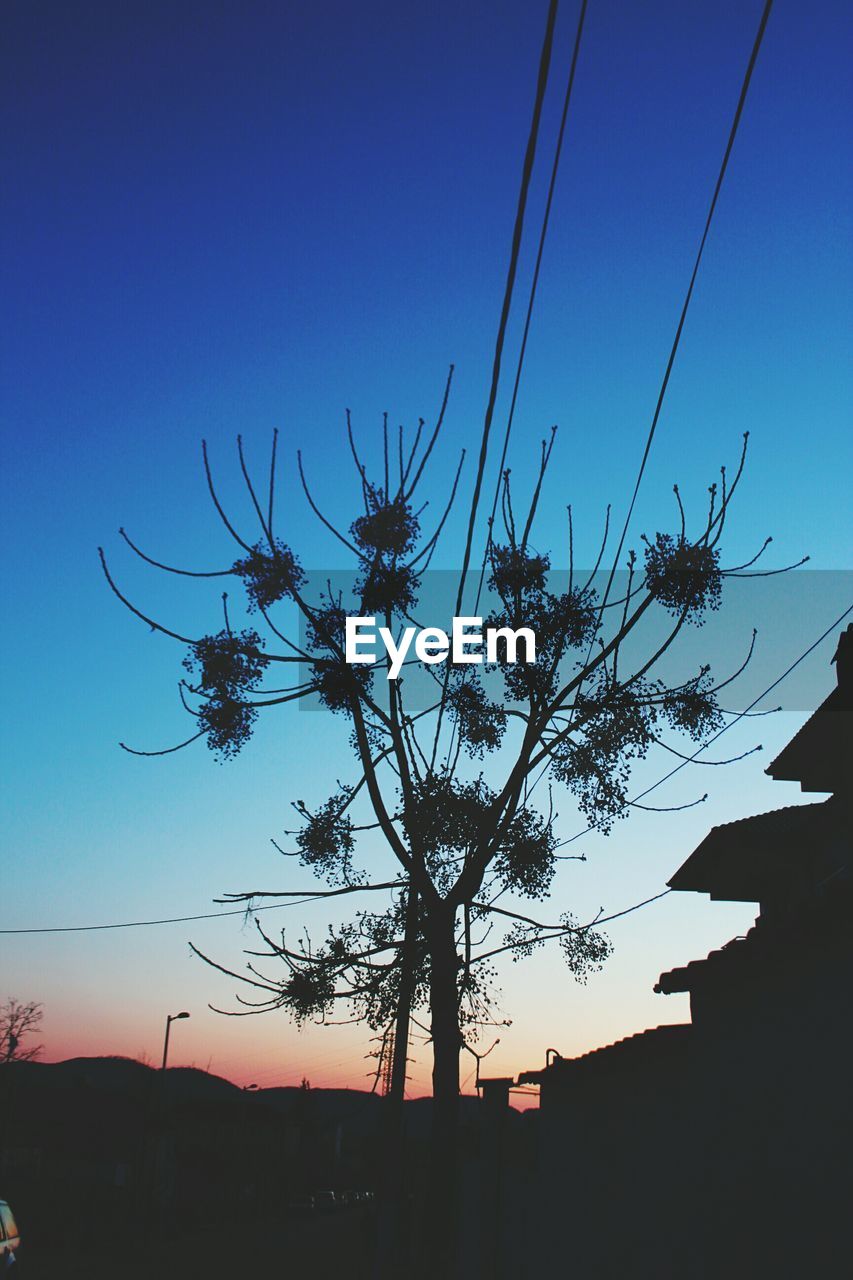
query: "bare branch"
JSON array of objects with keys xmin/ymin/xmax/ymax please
[
  {"xmin": 202, "ymin": 439, "xmax": 254, "ymax": 552},
  {"xmin": 237, "ymin": 434, "xmax": 273, "ymax": 547},
  {"xmin": 98, "ymin": 549, "xmax": 198, "ymax": 643},
  {"xmin": 119, "ymin": 528, "xmax": 233, "ymax": 578},
  {"xmin": 469, "ymin": 890, "xmax": 672, "ymax": 966},
  {"xmin": 268, "ymin": 428, "xmax": 279, "ymax": 540},
  {"xmin": 297, "ymin": 450, "xmax": 364, "ymax": 559},
  {"xmin": 215, "ymin": 880, "xmax": 405, "ymax": 904},
  {"xmin": 119, "ymin": 730, "xmax": 206, "ymax": 757},
  {"xmin": 405, "ymin": 364, "xmax": 454, "ymax": 499}
]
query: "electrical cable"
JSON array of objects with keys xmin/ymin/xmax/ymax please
[
  {"xmin": 557, "ymin": 600, "xmax": 853, "ymax": 848},
  {"xmin": 595, "ymin": 0, "xmax": 775, "ymax": 619},
  {"xmin": 2, "ymin": 606, "xmax": 847, "ymax": 938},
  {"xmin": 474, "ymin": 0, "xmax": 590, "ymax": 612}
]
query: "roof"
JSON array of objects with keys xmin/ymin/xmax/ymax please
[
  {"xmin": 655, "ymin": 890, "xmax": 853, "ymax": 995},
  {"xmin": 766, "ymin": 627, "xmax": 852, "ymax": 792},
  {"xmin": 766, "ymin": 687, "xmax": 851, "ymax": 792},
  {"xmin": 655, "ymin": 933, "xmax": 754, "ymax": 995},
  {"xmin": 518, "ymin": 1024, "xmax": 691, "ymax": 1085},
  {"xmin": 667, "ymin": 798, "xmax": 844, "ymax": 902}
]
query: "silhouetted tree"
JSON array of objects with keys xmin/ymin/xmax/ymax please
[
  {"xmin": 1, "ymin": 997, "xmax": 44, "ymax": 1062},
  {"xmin": 101, "ymin": 393, "xmax": 787, "ymax": 1265},
  {"xmin": 95, "ymin": 0, "xmax": 792, "ymax": 1258}
]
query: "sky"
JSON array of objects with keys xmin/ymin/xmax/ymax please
[{"xmin": 1, "ymin": 0, "xmax": 851, "ymax": 1099}]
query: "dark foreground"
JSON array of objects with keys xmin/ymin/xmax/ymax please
[{"xmin": 20, "ymin": 1209, "xmax": 374, "ymax": 1279}]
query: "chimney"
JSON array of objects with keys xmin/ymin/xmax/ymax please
[{"xmin": 832, "ymin": 624, "xmax": 852, "ymax": 690}]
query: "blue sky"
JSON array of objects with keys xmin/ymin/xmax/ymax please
[{"xmin": 1, "ymin": 0, "xmax": 850, "ymax": 1092}]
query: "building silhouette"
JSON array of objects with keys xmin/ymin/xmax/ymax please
[{"xmin": 511, "ymin": 626, "xmax": 852, "ymax": 1278}]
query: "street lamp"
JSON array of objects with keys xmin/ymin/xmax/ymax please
[{"xmin": 161, "ymin": 1011, "xmax": 190, "ymax": 1071}]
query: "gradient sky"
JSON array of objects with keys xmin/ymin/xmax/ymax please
[{"xmin": 1, "ymin": 0, "xmax": 851, "ymax": 1098}]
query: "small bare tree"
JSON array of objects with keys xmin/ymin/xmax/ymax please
[{"xmin": 1, "ymin": 998, "xmax": 44, "ymax": 1063}]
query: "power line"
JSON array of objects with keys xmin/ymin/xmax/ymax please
[
  {"xmin": 474, "ymin": 0, "xmax": 590, "ymax": 612},
  {"xmin": 597, "ymin": 0, "xmax": 774, "ymax": 615},
  {"xmin": 432, "ymin": 0, "xmax": 560, "ymax": 767},
  {"xmin": 451, "ymin": 0, "xmax": 560, "ymax": 621},
  {"xmin": 2, "ymin": 602, "xmax": 848, "ymax": 937},
  {"xmin": 558, "ymin": 600, "xmax": 853, "ymax": 849},
  {"xmin": 469, "ymin": 888, "xmax": 674, "ymax": 967},
  {"xmin": 543, "ymin": 0, "xmax": 776, "ymax": 832},
  {"xmin": 0, "ymin": 892, "xmax": 338, "ymax": 936}
]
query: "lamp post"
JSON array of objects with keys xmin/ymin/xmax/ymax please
[{"xmin": 161, "ymin": 1011, "xmax": 190, "ymax": 1071}]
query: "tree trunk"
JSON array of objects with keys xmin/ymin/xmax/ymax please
[
  {"xmin": 423, "ymin": 905, "xmax": 462, "ymax": 1278},
  {"xmin": 374, "ymin": 886, "xmax": 419, "ymax": 1279}
]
